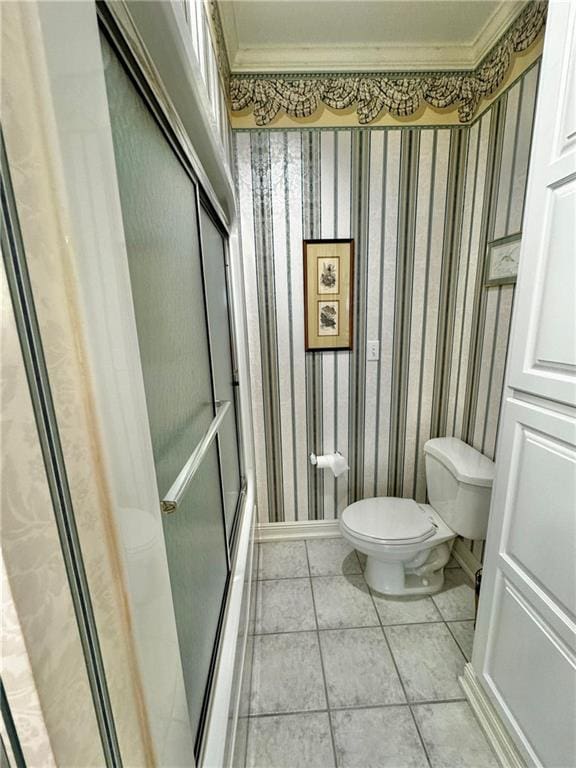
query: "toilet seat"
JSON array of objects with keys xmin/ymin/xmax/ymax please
[{"xmin": 341, "ymin": 497, "xmax": 437, "ymax": 545}]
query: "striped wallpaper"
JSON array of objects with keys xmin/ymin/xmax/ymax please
[{"xmin": 233, "ymin": 62, "xmax": 540, "ymax": 531}]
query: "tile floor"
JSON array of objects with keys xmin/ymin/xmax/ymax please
[{"xmin": 235, "ymin": 538, "xmax": 499, "ymax": 768}]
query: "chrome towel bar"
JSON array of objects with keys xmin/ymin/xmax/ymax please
[{"xmin": 161, "ymin": 400, "xmax": 231, "ymax": 514}]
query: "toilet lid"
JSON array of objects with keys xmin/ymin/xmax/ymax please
[{"xmin": 341, "ymin": 498, "xmax": 436, "ymax": 545}]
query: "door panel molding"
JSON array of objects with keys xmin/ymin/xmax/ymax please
[
  {"xmin": 483, "ymin": 574, "xmax": 576, "ymax": 767},
  {"xmin": 507, "ymin": 3, "xmax": 576, "ymax": 406}
]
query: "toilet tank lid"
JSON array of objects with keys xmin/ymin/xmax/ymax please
[{"xmin": 424, "ymin": 438, "xmax": 495, "ymax": 487}]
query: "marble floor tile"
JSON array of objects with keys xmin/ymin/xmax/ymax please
[
  {"xmin": 331, "ymin": 706, "xmax": 428, "ymax": 768},
  {"xmin": 446, "ymin": 554, "xmax": 459, "ymax": 568},
  {"xmin": 431, "ymin": 568, "xmax": 476, "ymax": 621},
  {"xmin": 246, "ymin": 712, "xmax": 335, "ymax": 768},
  {"xmin": 385, "ymin": 623, "xmax": 466, "ymax": 702},
  {"xmin": 258, "ymin": 541, "xmax": 309, "ymax": 580},
  {"xmin": 371, "ymin": 592, "xmax": 442, "ymax": 626},
  {"xmin": 250, "ymin": 632, "xmax": 327, "ymax": 715},
  {"xmin": 319, "ymin": 627, "xmax": 405, "ymax": 708},
  {"xmin": 251, "ymin": 542, "xmax": 260, "ymax": 576},
  {"xmin": 447, "ymin": 620, "xmax": 475, "ymax": 661},
  {"xmin": 231, "ymin": 717, "xmax": 248, "ymax": 768},
  {"xmin": 306, "ymin": 538, "xmax": 362, "ymax": 577},
  {"xmin": 312, "ymin": 576, "xmax": 379, "ymax": 629},
  {"xmin": 247, "ymin": 578, "xmax": 258, "ymax": 635},
  {"xmin": 255, "ymin": 578, "xmax": 316, "ymax": 634},
  {"xmin": 413, "ymin": 701, "xmax": 499, "ymax": 768}
]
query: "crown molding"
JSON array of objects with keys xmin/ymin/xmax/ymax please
[
  {"xmin": 470, "ymin": 1, "xmax": 527, "ymax": 65},
  {"xmin": 218, "ymin": 1, "xmax": 526, "ymax": 75},
  {"xmin": 216, "ymin": 0, "xmax": 239, "ymax": 74},
  {"xmin": 205, "ymin": 0, "xmax": 231, "ymax": 84},
  {"xmin": 230, "ymin": 44, "xmax": 489, "ymax": 75},
  {"xmin": 229, "ymin": 1, "xmax": 546, "ymax": 126}
]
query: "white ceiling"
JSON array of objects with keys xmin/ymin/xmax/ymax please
[{"xmin": 218, "ymin": 0, "xmax": 526, "ymax": 73}]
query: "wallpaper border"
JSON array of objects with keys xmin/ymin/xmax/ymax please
[
  {"xmin": 231, "ymin": 59, "xmax": 542, "ymax": 134},
  {"xmin": 220, "ymin": 1, "xmax": 546, "ymax": 127}
]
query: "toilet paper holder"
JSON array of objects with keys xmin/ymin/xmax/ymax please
[{"xmin": 309, "ymin": 451, "xmax": 349, "ymax": 478}]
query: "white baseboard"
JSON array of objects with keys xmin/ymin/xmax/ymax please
[
  {"xmin": 255, "ymin": 519, "xmax": 341, "ymax": 542},
  {"xmin": 255, "ymin": 523, "xmax": 488, "ymax": 566},
  {"xmin": 453, "ymin": 539, "xmax": 482, "ymax": 583},
  {"xmin": 460, "ymin": 663, "xmax": 526, "ymax": 768}
]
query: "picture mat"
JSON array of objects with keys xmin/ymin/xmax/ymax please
[{"xmin": 305, "ymin": 241, "xmax": 352, "ymax": 349}]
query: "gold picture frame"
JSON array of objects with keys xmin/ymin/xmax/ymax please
[{"xmin": 304, "ymin": 239, "xmax": 354, "ymax": 350}]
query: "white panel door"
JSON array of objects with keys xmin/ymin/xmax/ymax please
[
  {"xmin": 507, "ymin": 1, "xmax": 576, "ymax": 407},
  {"xmin": 473, "ymin": 3, "xmax": 576, "ymax": 767}
]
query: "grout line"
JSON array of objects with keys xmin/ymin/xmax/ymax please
[
  {"xmin": 250, "ymin": 628, "xmax": 318, "ymax": 639},
  {"xmin": 305, "ymin": 541, "xmax": 339, "ymax": 768},
  {"xmin": 253, "ymin": 623, "xmax": 379, "ymax": 637},
  {"xmin": 250, "ymin": 619, "xmax": 473, "ymax": 639},
  {"xmin": 256, "ymin": 574, "xmax": 311, "ymax": 581},
  {"xmin": 246, "ymin": 708, "xmax": 331, "ymax": 720},
  {"xmin": 365, "ymin": 571, "xmax": 434, "ymax": 767},
  {"xmin": 256, "ymin": 570, "xmax": 365, "ymax": 582},
  {"xmin": 308, "ymin": 571, "xmax": 365, "ymax": 578},
  {"xmin": 445, "ymin": 620, "xmax": 473, "ymax": 663},
  {"xmin": 243, "ymin": 577, "xmax": 258, "ymax": 766},
  {"xmin": 319, "ymin": 621, "xmax": 437, "ymax": 631},
  {"xmin": 246, "ymin": 696, "xmax": 469, "ymax": 719},
  {"xmin": 253, "ymin": 626, "xmax": 318, "ymax": 637},
  {"xmin": 350, "ymin": 548, "xmax": 363, "ymax": 573},
  {"xmin": 305, "ymin": 541, "xmax": 312, "ymax": 578}
]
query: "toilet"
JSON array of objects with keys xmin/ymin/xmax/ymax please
[{"xmin": 340, "ymin": 437, "xmax": 495, "ymax": 596}]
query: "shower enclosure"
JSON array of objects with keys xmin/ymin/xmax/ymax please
[{"xmin": 101, "ymin": 27, "xmax": 244, "ymax": 757}]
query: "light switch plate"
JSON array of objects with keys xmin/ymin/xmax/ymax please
[{"xmin": 367, "ymin": 340, "xmax": 379, "ymax": 361}]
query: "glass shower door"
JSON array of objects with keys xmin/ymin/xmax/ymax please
[
  {"xmin": 101, "ymin": 33, "xmax": 231, "ymax": 752},
  {"xmin": 199, "ymin": 206, "xmax": 243, "ymax": 540}
]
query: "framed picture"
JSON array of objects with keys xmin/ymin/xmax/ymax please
[
  {"xmin": 485, "ymin": 233, "xmax": 522, "ymax": 286},
  {"xmin": 304, "ymin": 239, "xmax": 354, "ymax": 350}
]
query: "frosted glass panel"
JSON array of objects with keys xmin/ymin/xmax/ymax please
[
  {"xmin": 161, "ymin": 446, "xmax": 228, "ymax": 740},
  {"xmin": 102, "ymin": 34, "xmax": 228, "ymax": 749},
  {"xmin": 102, "ymin": 36, "xmax": 213, "ymax": 495},
  {"xmin": 200, "ymin": 208, "xmax": 242, "ymax": 538}
]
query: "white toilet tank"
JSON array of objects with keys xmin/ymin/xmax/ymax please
[{"xmin": 424, "ymin": 437, "xmax": 495, "ymax": 540}]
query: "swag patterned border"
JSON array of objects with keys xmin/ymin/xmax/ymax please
[{"xmin": 228, "ymin": 1, "xmax": 546, "ymax": 126}]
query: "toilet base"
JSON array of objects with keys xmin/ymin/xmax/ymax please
[{"xmin": 365, "ymin": 556, "xmax": 445, "ymax": 596}]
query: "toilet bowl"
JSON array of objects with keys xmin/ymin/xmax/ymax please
[{"xmin": 340, "ymin": 437, "xmax": 494, "ymax": 596}]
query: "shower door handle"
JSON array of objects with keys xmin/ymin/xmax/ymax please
[{"xmin": 160, "ymin": 400, "xmax": 231, "ymax": 514}]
